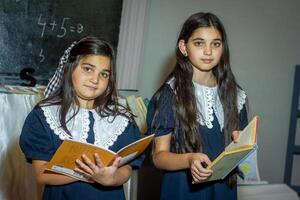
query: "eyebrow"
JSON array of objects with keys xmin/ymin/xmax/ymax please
[
  {"xmin": 82, "ymin": 63, "xmax": 111, "ymax": 72},
  {"xmin": 82, "ymin": 63, "xmax": 95, "ymax": 67},
  {"xmin": 191, "ymin": 37, "xmax": 222, "ymax": 42}
]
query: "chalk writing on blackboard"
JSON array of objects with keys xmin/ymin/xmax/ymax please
[
  {"xmin": 37, "ymin": 14, "xmax": 84, "ymax": 39},
  {"xmin": 39, "ymin": 49, "xmax": 45, "ymax": 63},
  {"xmin": 37, "ymin": 14, "xmax": 85, "ymax": 64},
  {"xmin": 0, "ymin": 0, "xmax": 123, "ymax": 86}
]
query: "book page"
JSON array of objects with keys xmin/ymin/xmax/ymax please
[
  {"xmin": 48, "ymin": 165, "xmax": 89, "ymax": 182},
  {"xmin": 119, "ymin": 152, "xmax": 139, "ymax": 166},
  {"xmin": 117, "ymin": 134, "xmax": 154, "ymax": 160},
  {"xmin": 225, "ymin": 116, "xmax": 258, "ymax": 151}
]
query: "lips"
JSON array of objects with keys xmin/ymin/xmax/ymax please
[
  {"xmin": 84, "ymin": 85, "xmax": 98, "ymax": 90},
  {"xmin": 201, "ymin": 59, "xmax": 213, "ymax": 64}
]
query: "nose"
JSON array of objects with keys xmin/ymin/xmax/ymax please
[
  {"xmin": 204, "ymin": 44, "xmax": 212, "ymax": 55},
  {"xmin": 90, "ymin": 72, "xmax": 99, "ymax": 84}
]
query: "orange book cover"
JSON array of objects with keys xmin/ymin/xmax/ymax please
[{"xmin": 46, "ymin": 134, "xmax": 154, "ymax": 181}]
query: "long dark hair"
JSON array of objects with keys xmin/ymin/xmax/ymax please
[
  {"xmin": 38, "ymin": 36, "xmax": 130, "ymax": 135},
  {"xmin": 154, "ymin": 12, "xmax": 241, "ymax": 153}
]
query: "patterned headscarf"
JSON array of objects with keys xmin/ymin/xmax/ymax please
[{"xmin": 44, "ymin": 41, "xmax": 77, "ymax": 97}]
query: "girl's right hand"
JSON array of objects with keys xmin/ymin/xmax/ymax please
[
  {"xmin": 232, "ymin": 130, "xmax": 241, "ymax": 143},
  {"xmin": 188, "ymin": 153, "xmax": 212, "ymax": 183},
  {"xmin": 74, "ymin": 153, "xmax": 121, "ymax": 186}
]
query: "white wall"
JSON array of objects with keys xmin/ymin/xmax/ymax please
[{"xmin": 122, "ymin": 0, "xmax": 300, "ymax": 183}]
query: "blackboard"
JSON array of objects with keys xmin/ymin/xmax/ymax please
[{"xmin": 0, "ymin": 0, "xmax": 123, "ymax": 85}]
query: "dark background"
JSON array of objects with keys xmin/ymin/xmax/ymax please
[{"xmin": 0, "ymin": 0, "xmax": 122, "ymax": 85}]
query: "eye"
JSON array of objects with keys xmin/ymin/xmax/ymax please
[
  {"xmin": 194, "ymin": 41, "xmax": 205, "ymax": 47},
  {"xmin": 212, "ymin": 41, "xmax": 222, "ymax": 48},
  {"xmin": 100, "ymin": 72, "xmax": 110, "ymax": 79},
  {"xmin": 82, "ymin": 66, "xmax": 94, "ymax": 73}
]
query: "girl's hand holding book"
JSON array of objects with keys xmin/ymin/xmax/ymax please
[
  {"xmin": 232, "ymin": 131, "xmax": 241, "ymax": 143},
  {"xmin": 189, "ymin": 153, "xmax": 213, "ymax": 183},
  {"xmin": 74, "ymin": 153, "xmax": 121, "ymax": 186}
]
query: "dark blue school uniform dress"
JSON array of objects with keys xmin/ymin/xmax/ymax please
[
  {"xmin": 147, "ymin": 81, "xmax": 248, "ymax": 200},
  {"xmin": 20, "ymin": 105, "xmax": 142, "ymax": 200}
]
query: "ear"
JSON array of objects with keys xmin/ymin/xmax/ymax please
[{"xmin": 178, "ymin": 40, "xmax": 188, "ymax": 56}]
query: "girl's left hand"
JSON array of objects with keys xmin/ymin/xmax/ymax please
[
  {"xmin": 74, "ymin": 153, "xmax": 121, "ymax": 186},
  {"xmin": 232, "ymin": 130, "xmax": 240, "ymax": 143}
]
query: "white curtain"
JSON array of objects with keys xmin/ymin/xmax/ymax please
[
  {"xmin": 116, "ymin": 0, "xmax": 150, "ymax": 90},
  {"xmin": 0, "ymin": 94, "xmax": 40, "ymax": 200}
]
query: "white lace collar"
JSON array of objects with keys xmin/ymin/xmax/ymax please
[
  {"xmin": 167, "ymin": 77, "xmax": 246, "ymax": 130},
  {"xmin": 41, "ymin": 105, "xmax": 129, "ymax": 149}
]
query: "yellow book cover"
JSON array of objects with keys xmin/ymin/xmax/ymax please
[
  {"xmin": 46, "ymin": 134, "xmax": 154, "ymax": 181},
  {"xmin": 200, "ymin": 116, "xmax": 258, "ymax": 182},
  {"xmin": 136, "ymin": 96, "xmax": 147, "ymax": 118},
  {"xmin": 126, "ymin": 95, "xmax": 147, "ymax": 134}
]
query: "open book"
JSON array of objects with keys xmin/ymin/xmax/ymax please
[
  {"xmin": 46, "ymin": 134, "xmax": 154, "ymax": 181},
  {"xmin": 201, "ymin": 116, "xmax": 258, "ymax": 182}
]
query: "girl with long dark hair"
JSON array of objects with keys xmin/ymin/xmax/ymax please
[{"xmin": 147, "ymin": 12, "xmax": 248, "ymax": 199}]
